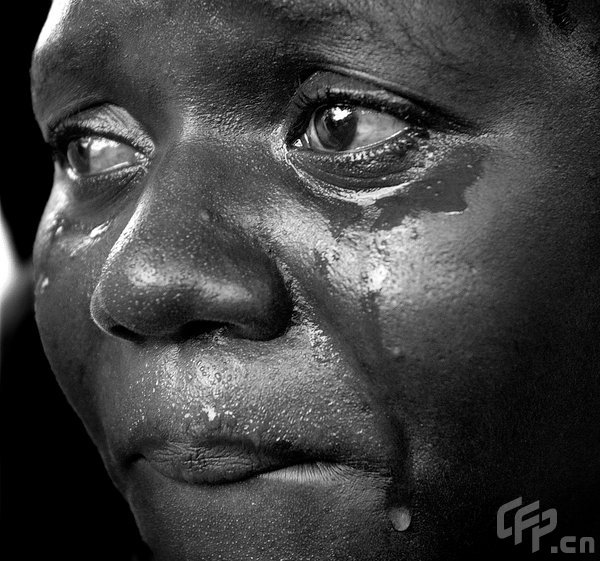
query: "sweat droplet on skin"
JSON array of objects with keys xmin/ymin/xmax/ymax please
[
  {"xmin": 202, "ymin": 405, "xmax": 218, "ymax": 422},
  {"xmin": 49, "ymin": 216, "xmax": 66, "ymax": 242},
  {"xmin": 89, "ymin": 221, "xmax": 111, "ymax": 239},
  {"xmin": 36, "ymin": 276, "xmax": 50, "ymax": 294},
  {"xmin": 68, "ymin": 220, "xmax": 113, "ymax": 257},
  {"xmin": 367, "ymin": 263, "xmax": 388, "ymax": 292},
  {"xmin": 388, "ymin": 506, "xmax": 412, "ymax": 531}
]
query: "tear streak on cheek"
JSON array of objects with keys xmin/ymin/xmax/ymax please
[
  {"xmin": 66, "ymin": 219, "xmax": 112, "ymax": 257},
  {"xmin": 372, "ymin": 146, "xmax": 486, "ymax": 231},
  {"xmin": 34, "ymin": 213, "xmax": 113, "ymax": 296}
]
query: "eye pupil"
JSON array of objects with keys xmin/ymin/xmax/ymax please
[{"xmin": 314, "ymin": 105, "xmax": 358, "ymax": 151}]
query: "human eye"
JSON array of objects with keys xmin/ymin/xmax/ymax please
[
  {"xmin": 63, "ymin": 136, "xmax": 144, "ymax": 178},
  {"xmin": 47, "ymin": 104, "xmax": 153, "ymax": 201},
  {"xmin": 286, "ymin": 71, "xmax": 470, "ymax": 195},
  {"xmin": 295, "ymin": 104, "xmax": 410, "ymax": 153}
]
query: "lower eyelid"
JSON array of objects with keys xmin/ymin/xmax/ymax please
[
  {"xmin": 66, "ymin": 160, "xmax": 139, "ymax": 179},
  {"xmin": 293, "ymin": 126, "xmax": 423, "ymax": 158},
  {"xmin": 58, "ymin": 163, "xmax": 148, "ymax": 210},
  {"xmin": 290, "ymin": 139, "xmax": 416, "ymax": 177}
]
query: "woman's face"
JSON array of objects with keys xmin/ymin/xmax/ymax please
[{"xmin": 32, "ymin": 1, "xmax": 599, "ymax": 559}]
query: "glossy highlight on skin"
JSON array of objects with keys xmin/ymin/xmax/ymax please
[{"xmin": 31, "ymin": 1, "xmax": 600, "ymax": 560}]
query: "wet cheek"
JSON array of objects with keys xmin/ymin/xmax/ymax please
[
  {"xmin": 33, "ymin": 210, "xmax": 114, "ymax": 429},
  {"xmin": 299, "ymin": 145, "xmax": 488, "ymax": 351},
  {"xmin": 312, "ymin": 219, "xmax": 503, "ymax": 391}
]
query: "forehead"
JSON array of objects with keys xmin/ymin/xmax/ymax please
[
  {"xmin": 33, "ymin": 0, "xmax": 541, "ymax": 64},
  {"xmin": 30, "ymin": 0, "xmax": 558, "ymax": 128}
]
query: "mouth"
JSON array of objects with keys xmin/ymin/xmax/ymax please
[{"xmin": 139, "ymin": 438, "xmax": 360, "ymax": 485}]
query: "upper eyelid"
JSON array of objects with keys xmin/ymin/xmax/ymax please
[
  {"xmin": 317, "ymin": 65, "xmax": 480, "ymax": 130},
  {"xmin": 47, "ymin": 105, "xmax": 155, "ymax": 156},
  {"xmin": 286, "ymin": 71, "xmax": 478, "ymax": 141},
  {"xmin": 49, "ymin": 122, "xmax": 148, "ymax": 154},
  {"xmin": 49, "ymin": 123, "xmax": 122, "ymax": 149},
  {"xmin": 286, "ymin": 87, "xmax": 421, "ymax": 143},
  {"xmin": 303, "ymin": 93, "xmax": 413, "ymax": 122},
  {"xmin": 48, "ymin": 127, "xmax": 147, "ymax": 175},
  {"xmin": 42, "ymin": 98, "xmax": 109, "ymax": 140}
]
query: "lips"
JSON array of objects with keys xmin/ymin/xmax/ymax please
[
  {"xmin": 132, "ymin": 404, "xmax": 389, "ymax": 486},
  {"xmin": 140, "ymin": 438, "xmax": 327, "ymax": 485}
]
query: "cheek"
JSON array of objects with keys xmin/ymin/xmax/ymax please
[
  {"xmin": 312, "ymin": 215, "xmax": 485, "ymax": 373},
  {"xmin": 366, "ymin": 145, "xmax": 599, "ymax": 362},
  {"xmin": 303, "ymin": 146, "xmax": 598, "ymax": 411},
  {"xmin": 33, "ymin": 207, "xmax": 113, "ymax": 434}
]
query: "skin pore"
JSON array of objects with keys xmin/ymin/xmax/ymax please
[{"xmin": 31, "ymin": 1, "xmax": 599, "ymax": 560}]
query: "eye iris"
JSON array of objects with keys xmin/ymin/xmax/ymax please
[
  {"xmin": 67, "ymin": 137, "xmax": 93, "ymax": 175},
  {"xmin": 314, "ymin": 105, "xmax": 358, "ymax": 151}
]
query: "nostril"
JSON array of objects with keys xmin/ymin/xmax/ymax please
[{"xmin": 107, "ymin": 324, "xmax": 146, "ymax": 343}]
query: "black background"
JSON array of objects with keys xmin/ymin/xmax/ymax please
[{"xmin": 1, "ymin": 3, "xmax": 143, "ymax": 559}]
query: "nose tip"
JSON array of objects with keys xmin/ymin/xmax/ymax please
[{"xmin": 90, "ymin": 230, "xmax": 293, "ymax": 343}]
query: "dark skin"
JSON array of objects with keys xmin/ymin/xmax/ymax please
[{"xmin": 31, "ymin": 1, "xmax": 599, "ymax": 559}]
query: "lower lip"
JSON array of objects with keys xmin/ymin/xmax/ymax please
[
  {"xmin": 129, "ymin": 458, "xmax": 394, "ymax": 560},
  {"xmin": 142, "ymin": 456, "xmax": 365, "ymax": 487},
  {"xmin": 256, "ymin": 462, "xmax": 363, "ymax": 484}
]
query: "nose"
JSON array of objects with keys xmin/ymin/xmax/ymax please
[{"xmin": 90, "ymin": 147, "xmax": 292, "ymax": 342}]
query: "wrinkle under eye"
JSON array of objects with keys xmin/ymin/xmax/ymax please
[{"xmin": 66, "ymin": 136, "xmax": 143, "ymax": 177}]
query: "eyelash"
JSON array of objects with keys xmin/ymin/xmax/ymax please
[{"xmin": 50, "ymin": 125, "xmax": 128, "ymax": 168}]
